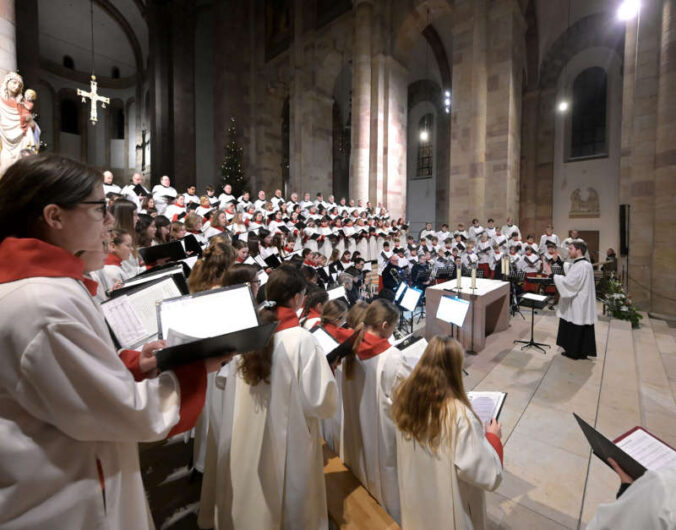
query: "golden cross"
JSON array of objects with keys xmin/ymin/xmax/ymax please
[{"xmin": 77, "ymin": 75, "xmax": 110, "ymax": 125}]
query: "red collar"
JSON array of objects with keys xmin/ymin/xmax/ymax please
[
  {"xmin": 188, "ymin": 229, "xmax": 201, "ymax": 235},
  {"xmin": 105, "ymin": 253, "xmax": 123, "ymax": 267},
  {"xmin": 306, "ymin": 308, "xmax": 321, "ymax": 321},
  {"xmin": 324, "ymin": 322, "xmax": 354, "ymax": 342},
  {"xmin": 357, "ymin": 332, "xmax": 392, "ymax": 360},
  {"xmin": 0, "ymin": 237, "xmax": 99, "ymax": 296},
  {"xmin": 275, "ymin": 306, "xmax": 300, "ymax": 332}
]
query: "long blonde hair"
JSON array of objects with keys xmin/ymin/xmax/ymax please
[{"xmin": 392, "ymin": 335, "xmax": 475, "ymax": 450}]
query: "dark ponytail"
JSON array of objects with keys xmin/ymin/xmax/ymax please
[{"xmin": 239, "ymin": 265, "xmax": 306, "ymax": 386}]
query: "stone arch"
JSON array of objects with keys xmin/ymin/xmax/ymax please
[
  {"xmin": 392, "ymin": 0, "xmax": 453, "ymax": 67},
  {"xmin": 539, "ymin": 13, "xmax": 624, "ymax": 90}
]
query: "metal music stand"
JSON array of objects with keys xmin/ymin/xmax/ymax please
[{"xmin": 514, "ymin": 295, "xmax": 551, "ymax": 354}]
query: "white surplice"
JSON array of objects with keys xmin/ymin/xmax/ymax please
[
  {"xmin": 340, "ymin": 345, "xmax": 413, "ymax": 523},
  {"xmin": 586, "ymin": 468, "xmax": 676, "ymax": 530},
  {"xmin": 0, "ymin": 277, "xmax": 186, "ymax": 529},
  {"xmin": 199, "ymin": 327, "xmax": 337, "ymax": 530},
  {"xmin": 553, "ymin": 258, "xmax": 597, "ymax": 325},
  {"xmin": 396, "ymin": 401, "xmax": 503, "ymax": 530}
]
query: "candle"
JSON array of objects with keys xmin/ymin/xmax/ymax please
[
  {"xmin": 502, "ymin": 256, "xmax": 508, "ymax": 276},
  {"xmin": 471, "ymin": 267, "xmax": 477, "ymax": 289},
  {"xmin": 457, "ymin": 266, "xmax": 462, "ymax": 289}
]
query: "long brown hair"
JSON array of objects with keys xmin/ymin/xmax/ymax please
[
  {"xmin": 321, "ymin": 299, "xmax": 348, "ymax": 326},
  {"xmin": 392, "ymin": 336, "xmax": 475, "ymax": 450},
  {"xmin": 239, "ymin": 265, "xmax": 306, "ymax": 386},
  {"xmin": 344, "ymin": 299, "xmax": 399, "ymax": 380},
  {"xmin": 188, "ymin": 240, "xmax": 235, "ymax": 293}
]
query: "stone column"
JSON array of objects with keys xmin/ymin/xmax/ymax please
[
  {"xmin": 383, "ymin": 56, "xmax": 408, "ymax": 219},
  {"xmin": 0, "ymin": 0, "xmax": 15, "ymax": 79},
  {"xmin": 350, "ymin": 0, "xmax": 372, "ymax": 203},
  {"xmin": 619, "ymin": 0, "xmax": 661, "ymax": 308},
  {"xmin": 485, "ymin": 0, "xmax": 524, "ymax": 224},
  {"xmin": 448, "ymin": 0, "xmax": 487, "ymax": 225},
  {"xmin": 652, "ymin": 0, "xmax": 676, "ymax": 315}
]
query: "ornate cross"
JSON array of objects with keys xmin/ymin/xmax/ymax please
[
  {"xmin": 136, "ymin": 129, "xmax": 150, "ymax": 171},
  {"xmin": 77, "ymin": 75, "xmax": 109, "ymax": 125}
]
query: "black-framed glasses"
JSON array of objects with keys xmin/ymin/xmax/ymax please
[{"xmin": 79, "ymin": 200, "xmax": 109, "ymax": 218}]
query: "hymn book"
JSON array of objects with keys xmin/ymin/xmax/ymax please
[
  {"xmin": 574, "ymin": 414, "xmax": 676, "ymax": 479},
  {"xmin": 310, "ymin": 326, "xmax": 360, "ymax": 365},
  {"xmin": 153, "ymin": 284, "xmax": 277, "ymax": 371},
  {"xmin": 467, "ymin": 391, "xmax": 507, "ymax": 426},
  {"xmin": 394, "ymin": 334, "xmax": 429, "ymax": 366}
]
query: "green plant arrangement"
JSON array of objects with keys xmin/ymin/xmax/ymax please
[{"xmin": 602, "ymin": 274, "xmax": 643, "ymax": 328}]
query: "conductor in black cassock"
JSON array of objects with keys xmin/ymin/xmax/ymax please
[{"xmin": 553, "ymin": 240, "xmax": 598, "ymax": 360}]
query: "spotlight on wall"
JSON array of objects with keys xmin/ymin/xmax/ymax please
[
  {"xmin": 557, "ymin": 100, "xmax": 570, "ymax": 113},
  {"xmin": 443, "ymin": 90, "xmax": 452, "ymax": 114},
  {"xmin": 617, "ymin": 0, "xmax": 640, "ymax": 21},
  {"xmin": 420, "ymin": 129, "xmax": 429, "ymax": 142}
]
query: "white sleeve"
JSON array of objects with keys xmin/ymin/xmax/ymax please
[
  {"xmin": 14, "ymin": 319, "xmax": 181, "ymax": 443},
  {"xmin": 553, "ymin": 264, "xmax": 586, "ymax": 299},
  {"xmin": 298, "ymin": 334, "xmax": 338, "ymax": 420},
  {"xmin": 453, "ymin": 410, "xmax": 502, "ymax": 491}
]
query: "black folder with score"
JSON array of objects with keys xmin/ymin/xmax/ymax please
[
  {"xmin": 154, "ymin": 321, "xmax": 278, "ymax": 372},
  {"xmin": 573, "ymin": 413, "xmax": 647, "ymax": 480},
  {"xmin": 310, "ymin": 326, "xmax": 360, "ymax": 365},
  {"xmin": 139, "ymin": 240, "xmax": 187, "ymax": 264}
]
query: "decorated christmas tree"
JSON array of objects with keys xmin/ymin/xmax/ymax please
[{"xmin": 220, "ymin": 117, "xmax": 248, "ymax": 197}]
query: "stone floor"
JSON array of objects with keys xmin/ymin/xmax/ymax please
[{"xmin": 455, "ymin": 304, "xmax": 676, "ymax": 530}]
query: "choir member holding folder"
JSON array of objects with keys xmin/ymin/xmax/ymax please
[
  {"xmin": 392, "ymin": 336, "xmax": 504, "ymax": 530},
  {"xmin": 199, "ymin": 265, "xmax": 338, "ymax": 530},
  {"xmin": 0, "ymin": 155, "xmax": 219, "ymax": 529}
]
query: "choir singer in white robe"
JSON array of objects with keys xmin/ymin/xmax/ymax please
[
  {"xmin": 553, "ymin": 240, "xmax": 598, "ymax": 360},
  {"xmin": 0, "ymin": 154, "xmax": 218, "ymax": 530},
  {"xmin": 392, "ymin": 336, "xmax": 503, "ymax": 530},
  {"xmin": 198, "ymin": 265, "xmax": 337, "ymax": 530}
]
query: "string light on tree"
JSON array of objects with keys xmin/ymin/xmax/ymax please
[
  {"xmin": 220, "ymin": 117, "xmax": 249, "ymax": 197},
  {"xmin": 443, "ymin": 90, "xmax": 451, "ymax": 114}
]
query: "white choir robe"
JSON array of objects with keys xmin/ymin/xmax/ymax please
[
  {"xmin": 539, "ymin": 234, "xmax": 560, "ymax": 253},
  {"xmin": 103, "ymin": 183, "xmax": 121, "ymax": 195},
  {"xmin": 0, "ymin": 277, "xmax": 190, "ymax": 529},
  {"xmin": 553, "ymin": 258, "xmax": 598, "ymax": 325},
  {"xmin": 302, "ymin": 316, "xmax": 321, "ymax": 329},
  {"xmin": 356, "ymin": 230, "xmax": 369, "ymax": 260},
  {"xmin": 477, "ymin": 242, "xmax": 492, "ymax": 265},
  {"xmin": 303, "ymin": 227, "xmax": 319, "ymax": 252},
  {"xmin": 319, "ymin": 227, "xmax": 333, "ymax": 258},
  {"xmin": 340, "ymin": 345, "xmax": 413, "ymax": 523},
  {"xmin": 396, "ymin": 401, "xmax": 503, "ymax": 530},
  {"xmin": 369, "ymin": 233, "xmax": 379, "ymax": 261},
  {"xmin": 344, "ymin": 227, "xmax": 357, "ymax": 254},
  {"xmin": 519, "ymin": 254, "xmax": 541, "ymax": 273},
  {"xmin": 586, "ymin": 468, "xmax": 676, "ymax": 530},
  {"xmin": 101, "ymin": 262, "xmax": 127, "ymax": 287},
  {"xmin": 489, "ymin": 251, "xmax": 504, "ymax": 272},
  {"xmin": 199, "ymin": 327, "xmax": 338, "ymax": 530}
]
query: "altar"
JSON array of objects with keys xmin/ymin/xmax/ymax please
[{"xmin": 425, "ymin": 278, "xmax": 511, "ymax": 353}]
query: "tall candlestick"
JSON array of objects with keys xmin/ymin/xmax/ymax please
[
  {"xmin": 471, "ymin": 267, "xmax": 477, "ymax": 289},
  {"xmin": 457, "ymin": 266, "xmax": 462, "ymax": 289}
]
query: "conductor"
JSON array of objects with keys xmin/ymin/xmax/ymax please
[{"xmin": 553, "ymin": 240, "xmax": 598, "ymax": 360}]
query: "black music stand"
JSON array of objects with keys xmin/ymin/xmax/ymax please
[
  {"xmin": 514, "ymin": 295, "xmax": 551, "ymax": 354},
  {"xmin": 508, "ymin": 270, "xmax": 525, "ymax": 319}
]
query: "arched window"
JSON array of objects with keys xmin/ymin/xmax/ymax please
[
  {"xmin": 571, "ymin": 67, "xmax": 607, "ymax": 159},
  {"xmin": 416, "ymin": 113, "xmax": 433, "ymax": 178},
  {"xmin": 60, "ymin": 99, "xmax": 80, "ymax": 134},
  {"xmin": 63, "ymin": 55, "xmax": 75, "ymax": 70},
  {"xmin": 111, "ymin": 66, "xmax": 121, "ymax": 79}
]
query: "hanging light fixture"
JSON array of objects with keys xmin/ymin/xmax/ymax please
[
  {"xmin": 617, "ymin": 0, "xmax": 640, "ymax": 21},
  {"xmin": 443, "ymin": 90, "xmax": 451, "ymax": 114}
]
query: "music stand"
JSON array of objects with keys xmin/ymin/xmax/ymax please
[{"xmin": 514, "ymin": 294, "xmax": 551, "ymax": 354}]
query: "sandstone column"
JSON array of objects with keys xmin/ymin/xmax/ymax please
[
  {"xmin": 350, "ymin": 0, "xmax": 372, "ymax": 203},
  {"xmin": 0, "ymin": 0, "xmax": 15, "ymax": 79},
  {"xmin": 619, "ymin": 0, "xmax": 661, "ymax": 308},
  {"xmin": 448, "ymin": 0, "xmax": 488, "ymax": 225},
  {"xmin": 652, "ymin": 0, "xmax": 676, "ymax": 314}
]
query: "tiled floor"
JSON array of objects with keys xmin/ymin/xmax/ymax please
[{"xmin": 454, "ymin": 304, "xmax": 676, "ymax": 530}]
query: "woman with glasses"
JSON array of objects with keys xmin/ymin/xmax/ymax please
[{"xmin": 0, "ymin": 154, "xmax": 222, "ymax": 529}]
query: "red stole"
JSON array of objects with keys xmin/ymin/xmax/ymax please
[
  {"xmin": 275, "ymin": 306, "xmax": 300, "ymax": 332},
  {"xmin": 357, "ymin": 332, "xmax": 392, "ymax": 361},
  {"xmin": 0, "ymin": 237, "xmax": 98, "ymax": 296}
]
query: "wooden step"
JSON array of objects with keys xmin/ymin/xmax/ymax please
[{"xmin": 323, "ymin": 443, "xmax": 400, "ymax": 530}]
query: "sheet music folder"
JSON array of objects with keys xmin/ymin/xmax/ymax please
[
  {"xmin": 310, "ymin": 326, "xmax": 359, "ymax": 365},
  {"xmin": 139, "ymin": 241, "xmax": 187, "ymax": 264},
  {"xmin": 154, "ymin": 321, "xmax": 277, "ymax": 372},
  {"xmin": 573, "ymin": 413, "xmax": 647, "ymax": 480}
]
